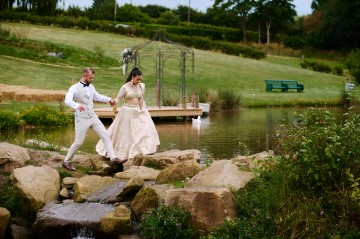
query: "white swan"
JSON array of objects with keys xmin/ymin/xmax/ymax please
[{"xmin": 192, "ymin": 116, "xmax": 201, "ymax": 124}]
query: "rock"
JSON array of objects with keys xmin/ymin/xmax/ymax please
[
  {"xmin": 59, "ymin": 188, "xmax": 70, "ymax": 199},
  {"xmin": 73, "ymin": 175, "xmax": 120, "ymax": 202},
  {"xmin": 33, "ymin": 201, "xmax": 116, "ymax": 239},
  {"xmin": 116, "ymin": 176, "xmax": 144, "ymax": 202},
  {"xmin": 232, "ymin": 150, "xmax": 273, "ymax": 170},
  {"xmin": 0, "ymin": 142, "xmax": 30, "ymax": 173},
  {"xmin": 0, "ymin": 207, "xmax": 10, "ymax": 239},
  {"xmin": 62, "ymin": 177, "xmax": 78, "ymax": 187},
  {"xmin": 114, "ymin": 166, "xmax": 160, "ymax": 181},
  {"xmin": 10, "ymin": 165, "xmax": 60, "ymax": 219},
  {"xmin": 27, "ymin": 148, "xmax": 64, "ymax": 168},
  {"xmin": 164, "ymin": 187, "xmax": 237, "ymax": 234},
  {"xmin": 185, "ymin": 160, "xmax": 256, "ymax": 191},
  {"xmin": 133, "ymin": 149, "xmax": 201, "ymax": 169},
  {"xmin": 9, "ymin": 224, "xmax": 32, "ymax": 239},
  {"xmin": 100, "ymin": 205, "xmax": 132, "ymax": 235},
  {"xmin": 86, "ymin": 181, "xmax": 126, "ymax": 204},
  {"xmin": 156, "ymin": 159, "xmax": 203, "ymax": 184},
  {"xmin": 131, "ymin": 184, "xmax": 173, "ymax": 220}
]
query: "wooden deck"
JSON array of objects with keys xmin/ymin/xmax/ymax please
[{"xmin": 94, "ymin": 106, "xmax": 202, "ymax": 119}]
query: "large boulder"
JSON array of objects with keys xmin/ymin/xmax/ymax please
[
  {"xmin": 156, "ymin": 159, "xmax": 203, "ymax": 184},
  {"xmin": 10, "ymin": 165, "xmax": 60, "ymax": 219},
  {"xmin": 164, "ymin": 187, "xmax": 237, "ymax": 234},
  {"xmin": 185, "ymin": 160, "xmax": 255, "ymax": 190},
  {"xmin": 0, "ymin": 142, "xmax": 30, "ymax": 173},
  {"xmin": 73, "ymin": 175, "xmax": 120, "ymax": 203},
  {"xmin": 133, "ymin": 149, "xmax": 201, "ymax": 169},
  {"xmin": 33, "ymin": 201, "xmax": 117, "ymax": 239},
  {"xmin": 0, "ymin": 207, "xmax": 10, "ymax": 239}
]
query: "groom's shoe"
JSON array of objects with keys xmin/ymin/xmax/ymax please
[
  {"xmin": 62, "ymin": 162, "xmax": 76, "ymax": 171},
  {"xmin": 111, "ymin": 157, "xmax": 128, "ymax": 164}
]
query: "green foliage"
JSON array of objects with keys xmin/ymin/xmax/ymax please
[
  {"xmin": 20, "ymin": 105, "xmax": 73, "ymax": 126},
  {"xmin": 139, "ymin": 205, "xmax": 194, "ymax": 239},
  {"xmin": 116, "ymin": 4, "xmax": 151, "ymax": 23},
  {"xmin": 347, "ymin": 169, "xmax": 360, "ymax": 202},
  {"xmin": 196, "ymin": 88, "xmax": 240, "ymax": 111},
  {"xmin": 157, "ymin": 11, "xmax": 180, "ymax": 26},
  {"xmin": 218, "ymin": 89, "xmax": 241, "ymax": 111},
  {"xmin": 93, "ymin": 45, "xmax": 105, "ymax": 58},
  {"xmin": 345, "ymin": 49, "xmax": 360, "ymax": 84},
  {"xmin": 204, "ymin": 107, "xmax": 360, "ymax": 238},
  {"xmin": 0, "ymin": 110, "xmax": 22, "ymax": 130},
  {"xmin": 0, "ymin": 180, "xmax": 23, "ymax": 217},
  {"xmin": 275, "ymin": 107, "xmax": 360, "ymax": 192}
]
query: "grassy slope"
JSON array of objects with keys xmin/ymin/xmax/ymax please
[{"xmin": 0, "ymin": 22, "xmax": 353, "ymax": 107}]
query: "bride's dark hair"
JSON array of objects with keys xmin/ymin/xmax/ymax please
[{"xmin": 126, "ymin": 67, "xmax": 142, "ymax": 82}]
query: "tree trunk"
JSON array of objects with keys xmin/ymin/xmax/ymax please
[
  {"xmin": 241, "ymin": 19, "xmax": 247, "ymax": 43},
  {"xmin": 258, "ymin": 23, "xmax": 261, "ymax": 43},
  {"xmin": 266, "ymin": 19, "xmax": 271, "ymax": 44}
]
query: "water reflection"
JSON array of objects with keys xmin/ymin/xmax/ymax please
[{"xmin": 0, "ymin": 107, "xmax": 349, "ymax": 161}]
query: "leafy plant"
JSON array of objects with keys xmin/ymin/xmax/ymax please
[
  {"xmin": 20, "ymin": 104, "xmax": 73, "ymax": 126},
  {"xmin": 275, "ymin": 107, "xmax": 360, "ymax": 193},
  {"xmin": 0, "ymin": 181, "xmax": 23, "ymax": 217},
  {"xmin": 0, "ymin": 110, "xmax": 22, "ymax": 130},
  {"xmin": 139, "ymin": 205, "xmax": 194, "ymax": 239}
]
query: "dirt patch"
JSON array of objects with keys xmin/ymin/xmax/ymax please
[{"xmin": 0, "ymin": 84, "xmax": 66, "ymax": 102}]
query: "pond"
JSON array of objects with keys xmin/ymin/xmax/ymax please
[{"xmin": 0, "ymin": 107, "xmax": 348, "ymax": 161}]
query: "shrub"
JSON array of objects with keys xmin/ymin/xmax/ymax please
[
  {"xmin": 345, "ymin": 49, "xmax": 360, "ymax": 84},
  {"xmin": 219, "ymin": 89, "xmax": 241, "ymax": 111},
  {"xmin": 139, "ymin": 205, "xmax": 194, "ymax": 239},
  {"xmin": 275, "ymin": 107, "xmax": 360, "ymax": 193},
  {"xmin": 0, "ymin": 180, "xmax": 23, "ymax": 217},
  {"xmin": 0, "ymin": 110, "xmax": 21, "ymax": 130},
  {"xmin": 20, "ymin": 105, "xmax": 73, "ymax": 126}
]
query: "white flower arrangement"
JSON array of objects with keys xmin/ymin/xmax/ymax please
[
  {"xmin": 120, "ymin": 48, "xmax": 133, "ymax": 64},
  {"xmin": 120, "ymin": 48, "xmax": 133, "ymax": 75}
]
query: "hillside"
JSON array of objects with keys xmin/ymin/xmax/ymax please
[{"xmin": 0, "ymin": 22, "xmax": 351, "ymax": 107}]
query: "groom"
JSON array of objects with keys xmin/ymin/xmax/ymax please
[{"xmin": 62, "ymin": 67, "xmax": 126, "ymax": 171}]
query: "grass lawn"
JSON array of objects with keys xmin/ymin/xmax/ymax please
[{"xmin": 0, "ymin": 22, "xmax": 356, "ymax": 107}]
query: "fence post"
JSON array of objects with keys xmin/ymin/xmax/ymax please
[{"xmin": 182, "ymin": 96, "xmax": 187, "ymax": 109}]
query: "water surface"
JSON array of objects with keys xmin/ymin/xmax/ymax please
[{"xmin": 0, "ymin": 107, "xmax": 347, "ymax": 161}]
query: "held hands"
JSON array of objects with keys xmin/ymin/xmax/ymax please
[
  {"xmin": 77, "ymin": 105, "xmax": 85, "ymax": 112},
  {"xmin": 110, "ymin": 99, "xmax": 116, "ymax": 106}
]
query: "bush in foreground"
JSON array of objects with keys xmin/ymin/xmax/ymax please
[
  {"xmin": 139, "ymin": 205, "xmax": 194, "ymax": 239},
  {"xmin": 204, "ymin": 107, "xmax": 360, "ymax": 238}
]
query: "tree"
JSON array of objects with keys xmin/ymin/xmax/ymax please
[
  {"xmin": 116, "ymin": 4, "xmax": 150, "ymax": 23},
  {"xmin": 213, "ymin": 0, "xmax": 256, "ymax": 43},
  {"xmin": 254, "ymin": 0, "xmax": 296, "ymax": 44},
  {"xmin": 138, "ymin": 4, "xmax": 169, "ymax": 18},
  {"xmin": 157, "ymin": 10, "xmax": 180, "ymax": 26},
  {"xmin": 306, "ymin": 0, "xmax": 360, "ymax": 50},
  {"xmin": 90, "ymin": 0, "xmax": 115, "ymax": 20},
  {"xmin": 0, "ymin": 0, "xmax": 15, "ymax": 11}
]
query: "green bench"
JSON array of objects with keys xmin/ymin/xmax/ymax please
[{"xmin": 265, "ymin": 80, "xmax": 304, "ymax": 92}]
